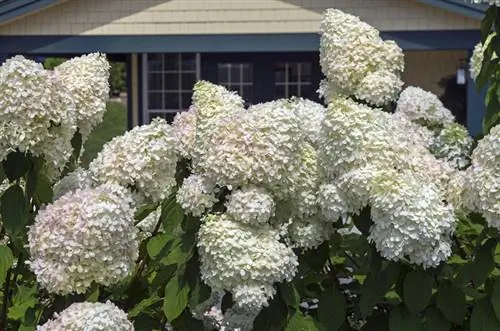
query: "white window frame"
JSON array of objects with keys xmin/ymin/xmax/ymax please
[
  {"xmin": 217, "ymin": 63, "xmax": 253, "ymax": 98},
  {"xmin": 142, "ymin": 53, "xmax": 201, "ymax": 124},
  {"xmin": 275, "ymin": 62, "xmax": 312, "ymax": 98}
]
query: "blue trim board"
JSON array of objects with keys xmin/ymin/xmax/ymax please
[
  {"xmin": 0, "ymin": 0, "xmax": 60, "ymax": 24},
  {"xmin": 416, "ymin": 0, "xmax": 486, "ymax": 20},
  {"xmin": 466, "ymin": 49, "xmax": 487, "ymax": 137},
  {"xmin": 0, "ymin": 30, "xmax": 481, "ymax": 54}
]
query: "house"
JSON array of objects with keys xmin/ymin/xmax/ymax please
[{"xmin": 0, "ymin": 0, "xmax": 488, "ymax": 135}]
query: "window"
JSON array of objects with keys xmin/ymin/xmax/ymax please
[
  {"xmin": 274, "ymin": 62, "xmax": 313, "ymax": 99},
  {"xmin": 217, "ymin": 63, "xmax": 253, "ymax": 102},
  {"xmin": 144, "ymin": 53, "xmax": 199, "ymax": 123}
]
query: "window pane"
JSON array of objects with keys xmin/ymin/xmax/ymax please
[
  {"xmin": 218, "ymin": 64, "xmax": 229, "ymax": 83},
  {"xmin": 242, "ymin": 86, "xmax": 253, "ymax": 101},
  {"xmin": 275, "ymin": 63, "xmax": 286, "ymax": 83},
  {"xmin": 147, "ymin": 54, "xmax": 163, "ymax": 71},
  {"xmin": 164, "ymin": 92, "xmax": 179, "ymax": 109},
  {"xmin": 148, "ymin": 92, "xmax": 163, "ymax": 109},
  {"xmin": 275, "ymin": 85, "xmax": 286, "ymax": 98},
  {"xmin": 164, "ymin": 54, "xmax": 179, "ymax": 70},
  {"xmin": 181, "ymin": 54, "xmax": 197, "ymax": 71},
  {"xmin": 148, "ymin": 73, "xmax": 162, "ymax": 90},
  {"xmin": 181, "ymin": 92, "xmax": 193, "ymax": 110},
  {"xmin": 148, "ymin": 112, "xmax": 177, "ymax": 124},
  {"xmin": 164, "ymin": 73, "xmax": 179, "ymax": 90},
  {"xmin": 300, "ymin": 84, "xmax": 313, "ymax": 99},
  {"xmin": 242, "ymin": 64, "xmax": 253, "ymax": 82},
  {"xmin": 288, "ymin": 84, "xmax": 298, "ymax": 97},
  {"xmin": 300, "ymin": 63, "xmax": 312, "ymax": 82},
  {"xmin": 181, "ymin": 73, "xmax": 197, "ymax": 90},
  {"xmin": 288, "ymin": 63, "xmax": 299, "ymax": 82},
  {"xmin": 230, "ymin": 65, "xmax": 241, "ymax": 83}
]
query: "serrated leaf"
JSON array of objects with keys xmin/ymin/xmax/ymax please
[
  {"xmin": 8, "ymin": 285, "xmax": 37, "ymax": 321},
  {"xmin": 404, "ymin": 270, "xmax": 433, "ymax": 314},
  {"xmin": 471, "ymin": 298, "xmax": 500, "ymax": 331},
  {"xmin": 159, "ymin": 232, "xmax": 195, "ymax": 266},
  {"xmin": 161, "ymin": 199, "xmax": 183, "ymax": 234},
  {"xmin": 285, "ymin": 311, "xmax": 321, "ymax": 331},
  {"xmin": 163, "ymin": 275, "xmax": 189, "ymax": 322},
  {"xmin": 421, "ymin": 307, "xmax": 450, "ymax": 331},
  {"xmin": 279, "ymin": 282, "xmax": 300, "ymax": 308},
  {"xmin": 389, "ymin": 305, "xmax": 420, "ymax": 331},
  {"xmin": 146, "ymin": 233, "xmax": 174, "ymax": 260},
  {"xmin": 0, "ymin": 245, "xmax": 13, "ymax": 285},
  {"xmin": 317, "ymin": 284, "xmax": 346, "ymax": 331},
  {"xmin": 1, "ymin": 185, "xmax": 28, "ymax": 238},
  {"xmin": 436, "ymin": 283, "xmax": 466, "ymax": 325},
  {"xmin": 490, "ymin": 277, "xmax": 500, "ymax": 322}
]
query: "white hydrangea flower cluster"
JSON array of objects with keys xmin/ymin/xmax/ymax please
[
  {"xmin": 197, "ymin": 214, "xmax": 298, "ymax": 313},
  {"xmin": 171, "ymin": 106, "xmax": 197, "ymax": 159},
  {"xmin": 226, "ymin": 186, "xmax": 275, "ymax": 225},
  {"xmin": 469, "ymin": 33, "xmax": 496, "ymax": 81},
  {"xmin": 177, "ymin": 174, "xmax": 217, "ymax": 217},
  {"xmin": 319, "ymin": 97, "xmax": 456, "ymax": 267},
  {"xmin": 395, "ymin": 86, "xmax": 455, "ymax": 127},
  {"xmin": 319, "ymin": 9, "xmax": 404, "ymax": 106},
  {"xmin": 55, "ymin": 53, "xmax": 111, "ymax": 140},
  {"xmin": 464, "ymin": 124, "xmax": 500, "ymax": 229},
  {"xmin": 37, "ymin": 301, "xmax": 133, "ymax": 331},
  {"xmin": 27, "ymin": 184, "xmax": 138, "ymax": 295},
  {"xmin": 430, "ymin": 123, "xmax": 473, "ymax": 169},
  {"xmin": 53, "ymin": 167, "xmax": 94, "ymax": 200},
  {"xmin": 89, "ymin": 118, "xmax": 178, "ymax": 204},
  {"xmin": 0, "ymin": 56, "xmax": 77, "ymax": 177}
]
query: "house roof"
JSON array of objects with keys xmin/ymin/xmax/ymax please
[
  {"xmin": 0, "ymin": 0, "xmax": 62, "ymax": 24},
  {"xmin": 416, "ymin": 0, "xmax": 488, "ymax": 20},
  {"xmin": 0, "ymin": 0, "xmax": 488, "ymax": 26}
]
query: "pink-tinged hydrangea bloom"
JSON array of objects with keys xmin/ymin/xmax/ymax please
[{"xmin": 27, "ymin": 184, "xmax": 138, "ymax": 295}]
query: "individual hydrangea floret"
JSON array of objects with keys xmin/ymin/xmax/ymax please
[
  {"xmin": 55, "ymin": 53, "xmax": 110, "ymax": 140},
  {"xmin": 53, "ymin": 167, "xmax": 94, "ymax": 200},
  {"xmin": 197, "ymin": 214, "xmax": 298, "ymax": 311},
  {"xmin": 172, "ymin": 106, "xmax": 197, "ymax": 159},
  {"xmin": 89, "ymin": 118, "xmax": 178, "ymax": 204},
  {"xmin": 368, "ymin": 170, "xmax": 455, "ymax": 268},
  {"xmin": 37, "ymin": 301, "xmax": 133, "ymax": 331},
  {"xmin": 430, "ymin": 122, "xmax": 473, "ymax": 169},
  {"xmin": 465, "ymin": 124, "xmax": 500, "ymax": 229},
  {"xmin": 319, "ymin": 9, "xmax": 404, "ymax": 105},
  {"xmin": 226, "ymin": 186, "xmax": 275, "ymax": 225},
  {"xmin": 27, "ymin": 184, "xmax": 138, "ymax": 294},
  {"xmin": 395, "ymin": 86, "xmax": 455, "ymax": 127},
  {"xmin": 176, "ymin": 174, "xmax": 217, "ymax": 216}
]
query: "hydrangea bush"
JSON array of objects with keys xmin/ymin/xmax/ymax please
[{"xmin": 0, "ymin": 6, "xmax": 498, "ymax": 331}]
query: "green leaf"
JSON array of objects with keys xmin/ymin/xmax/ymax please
[
  {"xmin": 134, "ymin": 202, "xmax": 159, "ymax": 222},
  {"xmin": 253, "ymin": 295, "xmax": 289, "ymax": 331},
  {"xmin": 133, "ymin": 313, "xmax": 162, "ymax": 331},
  {"xmin": 0, "ymin": 245, "xmax": 13, "ymax": 285},
  {"xmin": 421, "ymin": 307, "xmax": 450, "ymax": 331},
  {"xmin": 491, "ymin": 277, "xmax": 500, "ymax": 322},
  {"xmin": 360, "ymin": 262, "xmax": 400, "ymax": 318},
  {"xmin": 185, "ymin": 254, "xmax": 211, "ymax": 309},
  {"xmin": 352, "ymin": 207, "xmax": 372, "ymax": 236},
  {"xmin": 303, "ymin": 241, "xmax": 329, "ymax": 271},
  {"xmin": 18, "ymin": 307, "xmax": 39, "ymax": 331},
  {"xmin": 170, "ymin": 309, "xmax": 205, "ymax": 330},
  {"xmin": 1, "ymin": 185, "xmax": 28, "ymax": 238},
  {"xmin": 285, "ymin": 311, "xmax": 321, "ymax": 331},
  {"xmin": 481, "ymin": 7, "xmax": 496, "ymax": 43},
  {"xmin": 86, "ymin": 283, "xmax": 100, "ymax": 303},
  {"xmin": 163, "ymin": 275, "xmax": 189, "ymax": 322},
  {"xmin": 404, "ymin": 270, "xmax": 433, "ymax": 314},
  {"xmin": 129, "ymin": 293, "xmax": 162, "ymax": 318},
  {"xmin": 2, "ymin": 151, "xmax": 29, "ymax": 182},
  {"xmin": 471, "ymin": 298, "xmax": 500, "ymax": 331},
  {"xmin": 389, "ymin": 305, "xmax": 420, "ymax": 331},
  {"xmin": 159, "ymin": 233, "xmax": 195, "ymax": 266},
  {"xmin": 317, "ymin": 284, "xmax": 346, "ymax": 331},
  {"xmin": 279, "ymin": 282, "xmax": 300, "ymax": 308},
  {"xmin": 71, "ymin": 131, "xmax": 83, "ymax": 160},
  {"xmin": 161, "ymin": 199, "xmax": 184, "ymax": 234},
  {"xmin": 361, "ymin": 313, "xmax": 388, "ymax": 331},
  {"xmin": 8, "ymin": 285, "xmax": 37, "ymax": 321},
  {"xmin": 32, "ymin": 173, "xmax": 53, "ymax": 205},
  {"xmin": 456, "ymin": 239, "xmax": 496, "ymax": 287},
  {"xmin": 436, "ymin": 283, "xmax": 466, "ymax": 325},
  {"xmin": 147, "ymin": 233, "xmax": 174, "ymax": 260}
]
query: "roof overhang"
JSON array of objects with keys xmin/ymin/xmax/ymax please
[
  {"xmin": 0, "ymin": 0, "xmax": 62, "ymax": 25},
  {"xmin": 416, "ymin": 0, "xmax": 487, "ymax": 20}
]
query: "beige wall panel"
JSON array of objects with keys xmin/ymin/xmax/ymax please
[
  {"xmin": 403, "ymin": 50, "xmax": 468, "ymax": 96},
  {"xmin": 0, "ymin": 0, "xmax": 480, "ymax": 36}
]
